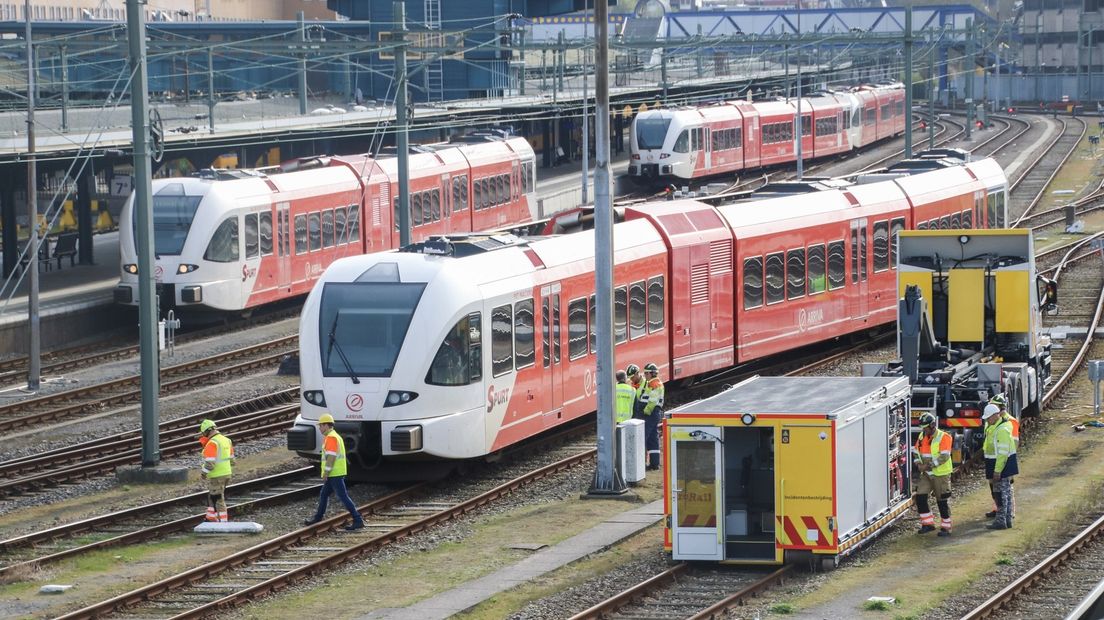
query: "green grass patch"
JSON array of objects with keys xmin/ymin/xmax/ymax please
[
  {"xmin": 863, "ymin": 599, "xmax": 896, "ymax": 611},
  {"xmin": 996, "ymin": 556, "xmax": 1013, "ymax": 566},
  {"xmin": 769, "ymin": 602, "xmax": 797, "ymax": 614}
]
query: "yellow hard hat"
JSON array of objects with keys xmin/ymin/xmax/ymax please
[
  {"xmin": 318, "ymin": 413, "xmax": 335, "ymax": 425},
  {"xmin": 199, "ymin": 419, "xmax": 216, "ymax": 434}
]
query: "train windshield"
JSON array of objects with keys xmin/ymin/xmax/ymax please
[
  {"xmin": 136, "ymin": 184, "xmax": 202, "ymax": 255},
  {"xmin": 318, "ymin": 282, "xmax": 426, "ymax": 378},
  {"xmin": 635, "ymin": 118, "xmax": 671, "ymax": 150}
]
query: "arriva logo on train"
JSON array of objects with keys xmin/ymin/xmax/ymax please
[
  {"xmin": 797, "ymin": 307, "xmax": 824, "ymax": 333},
  {"xmin": 305, "ymin": 263, "xmax": 325, "ymax": 278},
  {"xmin": 486, "ymin": 385, "xmax": 510, "ymax": 413}
]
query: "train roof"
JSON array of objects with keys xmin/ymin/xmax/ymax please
[{"xmin": 674, "ymin": 376, "xmax": 908, "ymax": 416}]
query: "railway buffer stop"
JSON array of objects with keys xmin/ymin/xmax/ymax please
[{"xmin": 663, "ymin": 376, "xmax": 913, "ymax": 567}]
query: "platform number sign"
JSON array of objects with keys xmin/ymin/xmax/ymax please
[{"xmin": 112, "ymin": 175, "xmax": 133, "ymax": 197}]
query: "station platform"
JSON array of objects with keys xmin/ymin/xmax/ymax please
[
  {"xmin": 0, "ymin": 156, "xmax": 629, "ymax": 356},
  {"xmin": 361, "ymin": 500, "xmax": 664, "ymax": 620}
]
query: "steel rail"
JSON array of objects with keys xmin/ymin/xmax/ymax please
[
  {"xmin": 0, "ymin": 468, "xmax": 319, "ymax": 578},
  {"xmin": 962, "ymin": 513, "xmax": 1104, "ymax": 619},
  {"xmin": 1011, "ymin": 117, "xmax": 1088, "ymax": 227},
  {"xmin": 0, "ymin": 406, "xmax": 299, "ymax": 496},
  {"xmin": 687, "ymin": 566, "xmax": 793, "ymax": 620},
  {"xmin": 57, "ymin": 447, "xmax": 597, "ymax": 620},
  {"xmin": 0, "ymin": 339, "xmax": 296, "ymax": 433},
  {"xmin": 567, "ymin": 564, "xmax": 691, "ymax": 619}
]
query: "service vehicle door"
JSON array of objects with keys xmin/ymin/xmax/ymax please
[
  {"xmin": 670, "ymin": 427, "xmax": 724, "ymax": 561},
  {"xmin": 777, "ymin": 422, "xmax": 834, "ymax": 557},
  {"xmin": 540, "ymin": 286, "xmax": 563, "ymax": 424},
  {"xmin": 276, "ymin": 202, "xmax": 291, "ymax": 291}
]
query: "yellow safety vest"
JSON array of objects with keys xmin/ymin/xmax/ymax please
[
  {"xmin": 641, "ymin": 378, "xmax": 665, "ymax": 415},
  {"xmin": 615, "ymin": 383, "xmax": 636, "ymax": 423},
  {"xmin": 323, "ymin": 429, "xmax": 348, "ymax": 478},
  {"xmin": 206, "ymin": 433, "xmax": 234, "ymax": 479},
  {"xmin": 914, "ymin": 428, "xmax": 952, "ymax": 477}
]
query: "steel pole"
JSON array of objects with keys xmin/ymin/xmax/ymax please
[
  {"xmin": 795, "ymin": 4, "xmax": 803, "ymax": 180},
  {"xmin": 581, "ymin": 0, "xmax": 589, "ymax": 205},
  {"xmin": 588, "ymin": 0, "xmax": 626, "ymax": 496},
  {"xmin": 904, "ymin": 6, "xmax": 913, "ymax": 158},
  {"xmin": 394, "ymin": 1, "xmax": 410, "ymax": 247},
  {"xmin": 60, "ymin": 44, "xmax": 68, "ymax": 133},
  {"xmin": 207, "ymin": 46, "xmax": 215, "ymax": 133},
  {"xmin": 24, "ymin": 0, "xmax": 39, "ymax": 392},
  {"xmin": 929, "ymin": 34, "xmax": 936, "ymax": 150},
  {"xmin": 297, "ymin": 11, "xmax": 308, "ymax": 115},
  {"xmin": 127, "ymin": 0, "xmax": 160, "ymax": 466},
  {"xmin": 965, "ymin": 17, "xmax": 974, "ymax": 140}
]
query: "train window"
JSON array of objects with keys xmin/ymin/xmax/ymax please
[
  {"xmin": 412, "ymin": 193, "xmax": 423, "ymax": 226},
  {"xmin": 431, "ymin": 189, "xmax": 442, "ymax": 222},
  {"xmin": 800, "ymin": 115, "xmax": 812, "ymax": 137},
  {"xmin": 523, "ymin": 162, "xmax": 534, "ymax": 194},
  {"xmin": 347, "ymin": 206, "xmax": 360, "ymax": 242},
  {"xmin": 629, "ymin": 281, "xmax": 646, "ymax": 340},
  {"xmin": 786, "ymin": 249, "xmax": 805, "ymax": 299},
  {"xmin": 939, "ymin": 216, "xmax": 951, "ymax": 230},
  {"xmin": 309, "ymin": 213, "xmax": 321, "ymax": 251},
  {"xmin": 850, "ymin": 227, "xmax": 859, "ymax": 284},
  {"xmin": 733, "ymin": 127, "xmax": 742, "ymax": 147},
  {"xmin": 636, "ymin": 118, "xmax": 671, "ymax": 150},
  {"xmin": 482, "ymin": 178, "xmax": 492, "ymax": 209},
  {"xmin": 473, "ymin": 179, "xmax": 482, "ymax": 211},
  {"xmin": 553, "ymin": 293, "xmax": 561, "ymax": 363},
  {"xmin": 916, "ymin": 220, "xmax": 927, "ymax": 231},
  {"xmin": 950, "ymin": 212, "xmax": 961, "ymax": 229},
  {"xmin": 514, "ymin": 299, "xmax": 535, "ymax": 369},
  {"xmin": 568, "ymin": 298, "xmax": 588, "ymax": 360},
  {"xmin": 294, "ymin": 215, "xmax": 307, "ymax": 255},
  {"xmin": 880, "ymin": 104, "xmax": 890, "ymax": 120},
  {"xmin": 765, "ymin": 252, "xmax": 785, "ymax": 304},
  {"xmin": 426, "ymin": 313, "xmax": 480, "ymax": 386},
  {"xmin": 692, "ymin": 128, "xmax": 703, "ymax": 151},
  {"xmin": 393, "ymin": 196, "xmax": 400, "ymax": 228},
  {"xmin": 589, "ymin": 294, "xmax": 597, "ymax": 352},
  {"xmin": 244, "ymin": 213, "xmax": 259, "ymax": 259},
  {"xmin": 961, "ymin": 209, "xmax": 972, "ymax": 229},
  {"xmin": 647, "ymin": 276, "xmax": 664, "ymax": 332},
  {"xmin": 807, "ymin": 244, "xmax": 826, "ymax": 294},
  {"xmin": 864, "ymin": 108, "xmax": 876, "ymax": 125},
  {"xmin": 491, "ymin": 304, "xmax": 514, "ymax": 377},
  {"xmin": 452, "ymin": 178, "xmax": 463, "ymax": 212},
  {"xmin": 322, "ymin": 210, "xmax": 335, "ymax": 248},
  {"xmin": 498, "ymin": 175, "xmax": 507, "ymax": 204},
  {"xmin": 890, "ymin": 217, "xmax": 905, "ymax": 266},
  {"xmin": 319, "ymin": 282, "xmax": 427, "ymax": 379},
  {"xmin": 673, "ymin": 130, "xmax": 690, "ymax": 153},
  {"xmin": 614, "ymin": 287, "xmax": 628, "ymax": 343},
  {"xmin": 743, "ymin": 257, "xmax": 763, "ymax": 310},
  {"xmin": 259, "ymin": 212, "xmax": 272, "ymax": 255},
  {"xmin": 873, "ymin": 221, "xmax": 889, "ymax": 272},
  {"xmin": 204, "ymin": 216, "xmax": 240, "ymax": 263},
  {"xmin": 461, "ymin": 175, "xmax": 470, "ymax": 209},
  {"xmin": 711, "ymin": 130, "xmax": 723, "ymax": 151},
  {"xmin": 828, "ymin": 241, "xmax": 846, "ymax": 290},
  {"xmin": 335, "ymin": 209, "xmax": 347, "ymax": 245}
]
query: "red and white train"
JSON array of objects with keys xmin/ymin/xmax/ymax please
[
  {"xmin": 287, "ymin": 151, "xmax": 1007, "ymax": 479},
  {"xmin": 114, "ymin": 136, "xmax": 537, "ymax": 313},
  {"xmin": 630, "ymin": 83, "xmax": 906, "ymax": 182}
]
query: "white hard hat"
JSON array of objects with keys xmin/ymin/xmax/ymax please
[{"xmin": 983, "ymin": 403, "xmax": 1001, "ymax": 417}]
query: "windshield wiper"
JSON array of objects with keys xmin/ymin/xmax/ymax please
[{"xmin": 327, "ymin": 314, "xmax": 361, "ymax": 384}]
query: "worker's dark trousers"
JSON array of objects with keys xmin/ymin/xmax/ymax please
[
  {"xmin": 643, "ymin": 408, "xmax": 662, "ymax": 469},
  {"xmin": 993, "ymin": 477, "xmax": 1014, "ymax": 528},
  {"xmin": 312, "ymin": 476, "xmax": 363, "ymax": 525},
  {"xmin": 914, "ymin": 493, "xmax": 950, "ymax": 521}
]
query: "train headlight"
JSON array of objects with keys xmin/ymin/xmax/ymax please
[
  {"xmin": 383, "ymin": 390, "xmax": 419, "ymax": 407},
  {"xmin": 123, "ymin": 264, "xmax": 139, "ymax": 275},
  {"xmin": 659, "ymin": 153, "xmax": 671, "ymax": 159},
  {"xmin": 177, "ymin": 264, "xmax": 199, "ymax": 274},
  {"xmin": 303, "ymin": 390, "xmax": 327, "ymax": 407}
]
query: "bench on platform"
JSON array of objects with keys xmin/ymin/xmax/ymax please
[
  {"xmin": 51, "ymin": 232, "xmax": 79, "ymax": 269},
  {"xmin": 18, "ymin": 239, "xmax": 51, "ymax": 275}
]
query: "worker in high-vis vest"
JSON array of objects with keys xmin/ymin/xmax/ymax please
[
  {"xmin": 983, "ymin": 404, "xmax": 1019, "ymax": 530},
  {"xmin": 985, "ymin": 395, "xmax": 1019, "ymax": 520},
  {"xmin": 614, "ymin": 370, "xmax": 636, "ymax": 424},
  {"xmin": 626, "ymin": 364, "xmax": 645, "ymax": 418},
  {"xmin": 639, "ymin": 363, "xmax": 665, "ymax": 471},
  {"xmin": 913, "ymin": 412, "xmax": 953, "ymax": 536},
  {"xmin": 304, "ymin": 414, "xmax": 364, "ymax": 530},
  {"xmin": 198, "ymin": 419, "xmax": 235, "ymax": 522}
]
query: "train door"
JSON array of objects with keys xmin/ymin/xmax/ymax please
[
  {"xmin": 669, "ymin": 427, "xmax": 724, "ymax": 561},
  {"xmin": 276, "ymin": 202, "xmax": 291, "ymax": 291},
  {"xmin": 440, "ymin": 174, "xmax": 452, "ymax": 234},
  {"xmin": 851, "ymin": 219, "xmax": 869, "ymax": 319},
  {"xmin": 541, "ymin": 285, "xmax": 563, "ymax": 424},
  {"xmin": 703, "ymin": 128, "xmax": 712, "ymax": 170}
]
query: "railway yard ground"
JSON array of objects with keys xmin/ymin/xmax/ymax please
[{"xmin": 3, "ymin": 112, "xmax": 1104, "ymax": 620}]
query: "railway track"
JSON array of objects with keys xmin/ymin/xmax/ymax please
[
  {"xmin": 569, "ymin": 565, "xmax": 791, "ymax": 620},
  {"xmin": 54, "ymin": 427, "xmax": 597, "ymax": 620},
  {"xmin": 0, "ymin": 389, "xmax": 299, "ymax": 496},
  {"xmin": 0, "ymin": 467, "xmax": 319, "ymax": 579},
  {"xmin": 0, "ymin": 335, "xmax": 297, "ymax": 434},
  {"xmin": 1010, "ymin": 116, "xmax": 1088, "ymax": 225}
]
